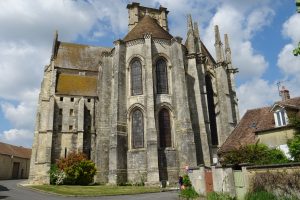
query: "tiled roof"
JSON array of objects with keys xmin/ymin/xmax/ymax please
[
  {"xmin": 219, "ymin": 107, "xmax": 272, "ymax": 153},
  {"xmin": 219, "ymin": 97, "xmax": 300, "ymax": 154},
  {"xmin": 56, "ymin": 73, "xmax": 98, "ymax": 96},
  {"xmin": 54, "ymin": 42, "xmax": 112, "ymax": 71},
  {"xmin": 0, "ymin": 142, "xmax": 31, "ymax": 159},
  {"xmin": 124, "ymin": 15, "xmax": 173, "ymax": 42},
  {"xmin": 274, "ymin": 97, "xmax": 300, "ymax": 109}
]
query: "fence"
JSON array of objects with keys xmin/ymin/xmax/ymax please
[{"xmin": 188, "ymin": 163, "xmax": 300, "ymax": 200}]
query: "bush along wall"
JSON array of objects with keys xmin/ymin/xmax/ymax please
[
  {"xmin": 179, "ymin": 175, "xmax": 199, "ymax": 200},
  {"xmin": 221, "ymin": 143, "xmax": 289, "ymax": 166},
  {"xmin": 249, "ymin": 170, "xmax": 300, "ymax": 199},
  {"xmin": 49, "ymin": 152, "xmax": 96, "ymax": 185}
]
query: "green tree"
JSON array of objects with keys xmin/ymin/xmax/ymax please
[
  {"xmin": 287, "ymin": 116, "xmax": 300, "ymax": 161},
  {"xmin": 293, "ymin": 42, "xmax": 300, "ymax": 56},
  {"xmin": 221, "ymin": 143, "xmax": 288, "ymax": 165},
  {"xmin": 287, "ymin": 136, "xmax": 300, "ymax": 161}
]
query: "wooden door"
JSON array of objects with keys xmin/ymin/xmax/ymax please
[
  {"xmin": 12, "ymin": 162, "xmax": 20, "ymax": 179},
  {"xmin": 205, "ymin": 168, "xmax": 213, "ymax": 193}
]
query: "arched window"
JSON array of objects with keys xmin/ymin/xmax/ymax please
[
  {"xmin": 132, "ymin": 109, "xmax": 144, "ymax": 148},
  {"xmin": 156, "ymin": 58, "xmax": 168, "ymax": 94},
  {"xmin": 131, "ymin": 59, "xmax": 142, "ymax": 95},
  {"xmin": 159, "ymin": 108, "xmax": 171, "ymax": 147}
]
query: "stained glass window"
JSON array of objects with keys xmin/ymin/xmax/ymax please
[
  {"xmin": 156, "ymin": 59, "xmax": 168, "ymax": 94},
  {"xmin": 132, "ymin": 109, "xmax": 144, "ymax": 148},
  {"xmin": 159, "ymin": 108, "xmax": 171, "ymax": 147},
  {"xmin": 131, "ymin": 60, "xmax": 142, "ymax": 95}
]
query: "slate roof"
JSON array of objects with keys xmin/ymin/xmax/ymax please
[
  {"xmin": 0, "ymin": 142, "xmax": 31, "ymax": 159},
  {"xmin": 124, "ymin": 15, "xmax": 173, "ymax": 42},
  {"xmin": 56, "ymin": 73, "xmax": 98, "ymax": 97},
  {"xmin": 219, "ymin": 97, "xmax": 300, "ymax": 154}
]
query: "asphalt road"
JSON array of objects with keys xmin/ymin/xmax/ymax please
[{"xmin": 0, "ymin": 180, "xmax": 179, "ymax": 200}]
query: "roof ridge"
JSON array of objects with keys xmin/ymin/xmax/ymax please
[{"xmin": 245, "ymin": 106, "xmax": 271, "ymax": 112}]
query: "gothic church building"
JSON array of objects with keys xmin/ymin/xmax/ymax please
[{"xmin": 29, "ymin": 3, "xmax": 239, "ymax": 185}]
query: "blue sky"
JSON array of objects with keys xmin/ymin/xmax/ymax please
[{"xmin": 0, "ymin": 0, "xmax": 299, "ymax": 147}]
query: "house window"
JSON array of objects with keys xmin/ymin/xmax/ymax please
[
  {"xmin": 131, "ymin": 59, "xmax": 143, "ymax": 95},
  {"xmin": 132, "ymin": 109, "xmax": 144, "ymax": 148},
  {"xmin": 159, "ymin": 108, "xmax": 171, "ymax": 147},
  {"xmin": 156, "ymin": 58, "xmax": 168, "ymax": 94},
  {"xmin": 274, "ymin": 109, "xmax": 288, "ymax": 127},
  {"xmin": 70, "ymin": 97, "xmax": 74, "ymax": 102}
]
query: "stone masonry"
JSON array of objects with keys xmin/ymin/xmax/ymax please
[{"xmin": 29, "ymin": 2, "xmax": 239, "ymax": 185}]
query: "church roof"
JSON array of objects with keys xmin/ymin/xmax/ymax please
[
  {"xmin": 0, "ymin": 142, "xmax": 31, "ymax": 159},
  {"xmin": 219, "ymin": 97, "xmax": 300, "ymax": 154},
  {"xmin": 54, "ymin": 42, "xmax": 112, "ymax": 71},
  {"xmin": 124, "ymin": 15, "xmax": 173, "ymax": 42},
  {"xmin": 56, "ymin": 73, "xmax": 98, "ymax": 96}
]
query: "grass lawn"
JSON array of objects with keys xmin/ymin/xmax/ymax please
[{"xmin": 29, "ymin": 185, "xmax": 162, "ymax": 196}]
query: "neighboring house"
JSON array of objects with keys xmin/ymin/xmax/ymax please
[
  {"xmin": 29, "ymin": 2, "xmax": 239, "ymax": 185},
  {"xmin": 0, "ymin": 142, "xmax": 31, "ymax": 180},
  {"xmin": 219, "ymin": 88, "xmax": 300, "ymax": 155}
]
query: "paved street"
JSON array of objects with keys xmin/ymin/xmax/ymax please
[{"xmin": 0, "ymin": 180, "xmax": 179, "ymax": 200}]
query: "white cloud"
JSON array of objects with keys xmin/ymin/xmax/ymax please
[
  {"xmin": 237, "ymin": 79, "xmax": 278, "ymax": 116},
  {"xmin": 245, "ymin": 7, "xmax": 275, "ymax": 38},
  {"xmin": 278, "ymin": 44, "xmax": 300, "ymax": 78},
  {"xmin": 282, "ymin": 14, "xmax": 300, "ymax": 44},
  {"xmin": 234, "ymin": 41, "xmax": 268, "ymax": 80},
  {"xmin": 202, "ymin": 4, "xmax": 271, "ymax": 82},
  {"xmin": 1, "ymin": 89, "xmax": 38, "ymax": 130},
  {"xmin": 276, "ymin": 13, "xmax": 300, "ymax": 99},
  {"xmin": 0, "ymin": 42, "xmax": 48, "ymax": 100},
  {"xmin": 1, "ymin": 129, "xmax": 33, "ymax": 148}
]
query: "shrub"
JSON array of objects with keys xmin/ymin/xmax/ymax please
[
  {"xmin": 287, "ymin": 116, "xmax": 300, "ymax": 161},
  {"xmin": 54, "ymin": 152, "xmax": 97, "ymax": 185},
  {"xmin": 56, "ymin": 152, "xmax": 87, "ymax": 170},
  {"xmin": 182, "ymin": 174, "xmax": 192, "ymax": 187},
  {"xmin": 250, "ymin": 171, "xmax": 300, "ymax": 199},
  {"xmin": 287, "ymin": 135, "xmax": 300, "ymax": 162},
  {"xmin": 64, "ymin": 159, "xmax": 96, "ymax": 185},
  {"xmin": 207, "ymin": 192, "xmax": 236, "ymax": 200},
  {"xmin": 245, "ymin": 190, "xmax": 277, "ymax": 200},
  {"xmin": 179, "ymin": 175, "xmax": 200, "ymax": 199},
  {"xmin": 49, "ymin": 164, "xmax": 66, "ymax": 185},
  {"xmin": 221, "ymin": 143, "xmax": 289, "ymax": 165},
  {"xmin": 49, "ymin": 164, "xmax": 58, "ymax": 185},
  {"xmin": 180, "ymin": 187, "xmax": 199, "ymax": 199}
]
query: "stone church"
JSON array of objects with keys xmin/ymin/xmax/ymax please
[{"xmin": 29, "ymin": 2, "xmax": 239, "ymax": 185}]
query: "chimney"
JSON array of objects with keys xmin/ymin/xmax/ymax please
[{"xmin": 280, "ymin": 86, "xmax": 290, "ymax": 101}]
